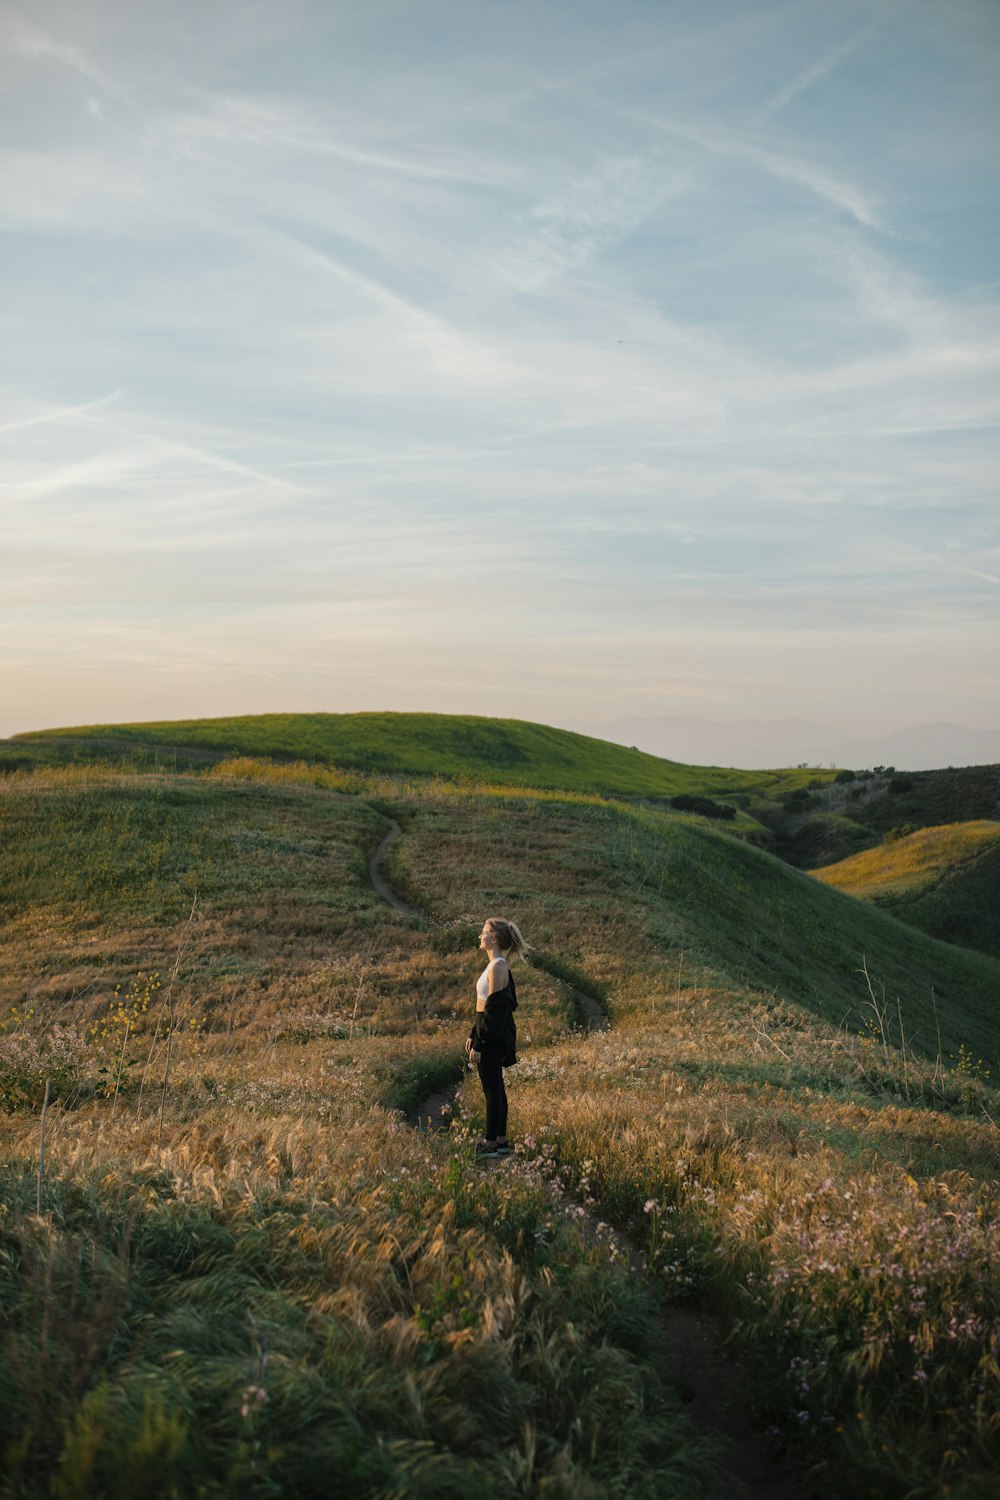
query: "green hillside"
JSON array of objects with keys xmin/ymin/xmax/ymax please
[
  {"xmin": 3, "ymin": 760, "xmax": 999, "ymax": 1497},
  {"xmin": 813, "ymin": 821, "xmax": 1000, "ymax": 899},
  {"xmin": 855, "ymin": 764, "xmax": 1000, "ymax": 832},
  {"xmin": 3, "ymin": 763, "xmax": 997, "ymax": 1072},
  {"xmin": 6, "ymin": 711, "xmax": 832, "ymax": 802},
  {"xmin": 761, "ymin": 763, "xmax": 1000, "ymax": 869},
  {"xmin": 386, "ymin": 790, "xmax": 1000, "ymax": 1075},
  {"xmin": 814, "ymin": 822, "xmax": 1000, "ymax": 960}
]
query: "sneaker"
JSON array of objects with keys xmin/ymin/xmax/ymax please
[
  {"xmin": 495, "ymin": 1140, "xmax": 513, "ymax": 1156},
  {"xmin": 475, "ymin": 1140, "xmax": 499, "ymax": 1158}
]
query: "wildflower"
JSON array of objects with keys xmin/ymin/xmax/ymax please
[
  {"xmin": 644, "ymin": 1198, "xmax": 659, "ymax": 1214},
  {"xmin": 240, "ymin": 1385, "xmax": 269, "ymax": 1419}
]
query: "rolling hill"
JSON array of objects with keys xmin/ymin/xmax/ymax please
[
  {"xmin": 4, "ymin": 711, "xmax": 834, "ymax": 802},
  {"xmin": 814, "ymin": 821, "xmax": 1000, "ymax": 960},
  {"xmin": 2, "ymin": 755, "xmax": 997, "ymax": 1072},
  {"xmin": 2, "ymin": 737, "xmax": 999, "ymax": 1497}
]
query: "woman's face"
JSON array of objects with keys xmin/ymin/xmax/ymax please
[{"xmin": 479, "ymin": 924, "xmax": 496, "ymax": 952}]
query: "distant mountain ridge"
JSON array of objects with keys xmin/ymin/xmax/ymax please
[{"xmin": 562, "ymin": 715, "xmax": 1000, "ymax": 772}]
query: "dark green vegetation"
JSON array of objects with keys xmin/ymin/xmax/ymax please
[
  {"xmin": 670, "ymin": 794, "xmax": 736, "ymax": 820},
  {"xmin": 883, "ymin": 839, "xmax": 1000, "ymax": 959},
  {"xmin": 760, "ymin": 762, "xmax": 1000, "ymax": 871}
]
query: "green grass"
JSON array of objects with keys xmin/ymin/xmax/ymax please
[
  {"xmin": 814, "ymin": 823, "xmax": 1000, "ymax": 961},
  {"xmin": 3, "ymin": 745, "xmax": 1000, "ymax": 1498},
  {"xmin": 389, "ymin": 791, "xmax": 1000, "ymax": 1074},
  {"xmin": 759, "ymin": 764, "xmax": 1000, "ymax": 874},
  {"xmin": 8, "ymin": 711, "xmax": 836, "ymax": 801},
  {"xmin": 0, "ymin": 1110, "xmax": 721, "ymax": 1500},
  {"xmin": 0, "ymin": 775, "xmax": 373, "ymax": 921}
]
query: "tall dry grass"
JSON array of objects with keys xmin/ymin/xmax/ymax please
[{"xmin": 0, "ymin": 1042, "xmax": 721, "ymax": 1499}]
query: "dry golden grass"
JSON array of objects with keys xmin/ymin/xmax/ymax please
[
  {"xmin": 812, "ymin": 820, "xmax": 1000, "ymax": 899},
  {"xmin": 1, "ymin": 1028, "xmax": 722, "ymax": 1499}
]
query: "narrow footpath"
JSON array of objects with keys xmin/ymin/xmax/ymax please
[
  {"xmin": 366, "ymin": 810, "xmax": 806, "ymax": 1500},
  {"xmin": 366, "ymin": 817, "xmax": 426, "ymax": 920}
]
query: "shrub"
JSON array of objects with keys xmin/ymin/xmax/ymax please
[
  {"xmin": 671, "ymin": 795, "xmax": 737, "ymax": 821},
  {"xmin": 780, "ymin": 789, "xmax": 815, "ymax": 812},
  {"xmin": 0, "ymin": 1026, "xmax": 86, "ymax": 1110}
]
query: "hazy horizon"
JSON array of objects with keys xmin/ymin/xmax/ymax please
[{"xmin": 3, "ymin": 0, "xmax": 998, "ymax": 736}]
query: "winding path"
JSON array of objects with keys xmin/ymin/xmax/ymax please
[
  {"xmin": 365, "ymin": 809, "xmax": 804, "ymax": 1500},
  {"xmin": 368, "ymin": 812, "xmax": 608, "ymax": 1033},
  {"xmin": 367, "ymin": 817, "xmax": 426, "ymax": 920}
]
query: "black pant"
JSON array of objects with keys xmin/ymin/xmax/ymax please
[{"xmin": 476, "ymin": 1044, "xmax": 508, "ymax": 1139}]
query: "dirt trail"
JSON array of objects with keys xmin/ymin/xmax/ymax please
[
  {"xmin": 574, "ymin": 986, "xmax": 609, "ymax": 1032},
  {"xmin": 411, "ymin": 1083, "xmax": 460, "ymax": 1132},
  {"xmin": 368, "ymin": 818, "xmax": 806, "ymax": 1500},
  {"xmin": 367, "ymin": 817, "xmax": 426, "ymax": 920}
]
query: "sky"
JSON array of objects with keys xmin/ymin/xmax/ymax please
[{"xmin": 2, "ymin": 0, "xmax": 999, "ymax": 744}]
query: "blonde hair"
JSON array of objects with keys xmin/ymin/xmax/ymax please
[{"xmin": 485, "ymin": 917, "xmax": 531, "ymax": 961}]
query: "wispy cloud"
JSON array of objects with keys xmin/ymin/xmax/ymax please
[
  {"xmin": 745, "ymin": 141, "xmax": 887, "ymax": 231},
  {"xmin": 0, "ymin": 7, "xmax": 108, "ymax": 88},
  {"xmin": 161, "ymin": 92, "xmax": 507, "ymax": 186},
  {"xmin": 625, "ymin": 110, "xmax": 888, "ymax": 232},
  {"xmin": 7, "ymin": 447, "xmax": 149, "ymax": 502},
  {"xmin": 490, "ymin": 148, "xmax": 691, "ymax": 291},
  {"xmin": 0, "ymin": 389, "xmax": 122, "ymax": 435},
  {"xmin": 751, "ymin": 20, "xmax": 878, "ymax": 125},
  {"xmin": 144, "ymin": 433, "xmax": 318, "ymax": 497},
  {"xmin": 926, "ymin": 557, "xmax": 1000, "ymax": 588},
  {"xmin": 260, "ymin": 225, "xmax": 520, "ymax": 387}
]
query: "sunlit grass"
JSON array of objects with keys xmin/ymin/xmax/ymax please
[
  {"xmin": 10, "ymin": 710, "xmax": 838, "ymax": 800},
  {"xmin": 470, "ymin": 984, "xmax": 1000, "ymax": 1497},
  {"xmin": 813, "ymin": 820, "xmax": 1000, "ymax": 899}
]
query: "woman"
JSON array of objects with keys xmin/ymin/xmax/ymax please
[{"xmin": 466, "ymin": 917, "xmax": 529, "ymax": 1157}]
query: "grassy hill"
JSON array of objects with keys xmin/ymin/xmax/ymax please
[
  {"xmin": 383, "ymin": 786, "xmax": 1000, "ymax": 1076},
  {"xmin": 760, "ymin": 763, "xmax": 1000, "ymax": 869},
  {"xmin": 814, "ymin": 821, "xmax": 1000, "ymax": 960},
  {"xmin": 5, "ymin": 711, "xmax": 832, "ymax": 803},
  {"xmin": 813, "ymin": 821, "xmax": 1000, "ymax": 899},
  {"xmin": 2, "ymin": 744, "xmax": 999, "ymax": 1495},
  {"xmin": 2, "ymin": 760, "xmax": 997, "ymax": 1077}
]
